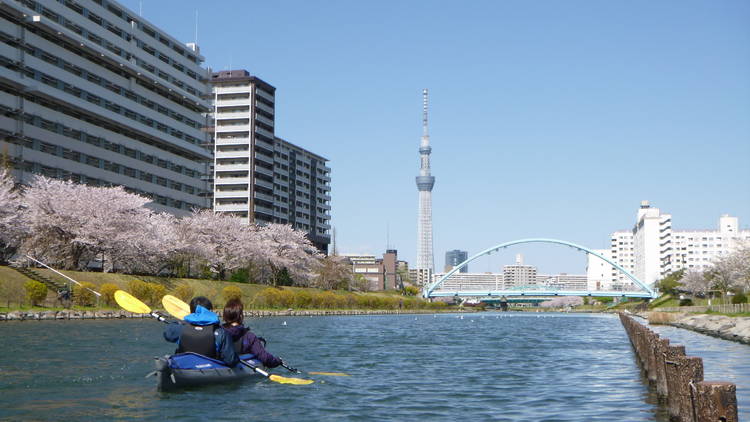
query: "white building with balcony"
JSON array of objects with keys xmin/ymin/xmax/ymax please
[
  {"xmin": 210, "ymin": 69, "xmax": 331, "ymax": 252},
  {"xmin": 0, "ymin": 0, "xmax": 212, "ymax": 214}
]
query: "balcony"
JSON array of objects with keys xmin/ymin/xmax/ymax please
[
  {"xmin": 218, "ymin": 98, "xmax": 252, "ymax": 107},
  {"xmin": 254, "ymin": 165, "xmax": 274, "ymax": 178},
  {"xmin": 215, "ymin": 163, "xmax": 249, "ymax": 172},
  {"xmin": 254, "ymin": 191, "xmax": 275, "ymax": 203},
  {"xmin": 254, "ymin": 88, "xmax": 275, "ymax": 102},
  {"xmin": 215, "ymin": 85, "xmax": 251, "ymax": 95},
  {"xmin": 254, "ymin": 152, "xmax": 274, "ymax": 165},
  {"xmin": 214, "ymin": 203, "xmax": 250, "ymax": 212},
  {"xmin": 215, "ymin": 137, "xmax": 251, "ymax": 146},
  {"xmin": 215, "ymin": 150, "xmax": 250, "ymax": 159},
  {"xmin": 255, "ymin": 100, "xmax": 274, "ymax": 115},
  {"xmin": 217, "ymin": 124, "xmax": 250, "ymax": 133},
  {"xmin": 255, "ymin": 113, "xmax": 274, "ymax": 127},
  {"xmin": 254, "ymin": 203, "xmax": 274, "ymax": 215},
  {"xmin": 254, "ymin": 178, "xmax": 273, "ymax": 190},
  {"xmin": 214, "ymin": 190, "xmax": 249, "ymax": 199},
  {"xmin": 255, "ymin": 126, "xmax": 274, "ymax": 139},
  {"xmin": 215, "ymin": 175, "xmax": 250, "ymax": 184},
  {"xmin": 215, "ymin": 110, "xmax": 251, "ymax": 120}
]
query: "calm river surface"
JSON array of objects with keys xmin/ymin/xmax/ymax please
[{"xmin": 0, "ymin": 313, "xmax": 747, "ymax": 421}]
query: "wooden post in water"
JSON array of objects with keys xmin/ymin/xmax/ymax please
[
  {"xmin": 645, "ymin": 331, "xmax": 658, "ymax": 384},
  {"xmin": 654, "ymin": 337, "xmax": 670, "ymax": 399},
  {"xmin": 666, "ymin": 355, "xmax": 703, "ymax": 422},
  {"xmin": 692, "ymin": 381, "xmax": 738, "ymax": 422},
  {"xmin": 664, "ymin": 344, "xmax": 687, "ymax": 420}
]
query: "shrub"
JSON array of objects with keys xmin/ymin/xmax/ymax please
[
  {"xmin": 278, "ymin": 289, "xmax": 295, "ymax": 308},
  {"xmin": 25, "ymin": 280, "xmax": 48, "ymax": 306},
  {"xmin": 223, "ymin": 285, "xmax": 243, "ymax": 302},
  {"xmin": 294, "ymin": 290, "xmax": 312, "ymax": 308},
  {"xmin": 173, "ymin": 284, "xmax": 195, "ymax": 302},
  {"xmin": 256, "ymin": 288, "xmax": 282, "ymax": 308},
  {"xmin": 99, "ymin": 283, "xmax": 119, "ymax": 306},
  {"xmin": 403, "ymin": 285, "xmax": 420, "ymax": 296},
  {"xmin": 679, "ymin": 298, "xmax": 694, "ymax": 306},
  {"xmin": 149, "ymin": 283, "xmax": 167, "ymax": 306},
  {"xmin": 731, "ymin": 292, "xmax": 747, "ymax": 304},
  {"xmin": 74, "ymin": 282, "xmax": 98, "ymax": 306},
  {"xmin": 128, "ymin": 279, "xmax": 151, "ymax": 302},
  {"xmin": 312, "ymin": 291, "xmax": 338, "ymax": 309}
]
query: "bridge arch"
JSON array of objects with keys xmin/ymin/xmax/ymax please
[{"xmin": 423, "ymin": 238, "xmax": 655, "ymax": 298}]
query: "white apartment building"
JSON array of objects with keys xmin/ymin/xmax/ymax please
[
  {"xmin": 211, "ymin": 70, "xmax": 275, "ymax": 224},
  {"xmin": 210, "ymin": 70, "xmax": 331, "ymax": 252},
  {"xmin": 503, "ymin": 254, "xmax": 537, "ymax": 286},
  {"xmin": 433, "ymin": 272, "xmax": 509, "ymax": 292},
  {"xmin": 0, "ymin": 0, "xmax": 212, "ymax": 214},
  {"xmin": 590, "ymin": 202, "xmax": 750, "ymax": 289}
]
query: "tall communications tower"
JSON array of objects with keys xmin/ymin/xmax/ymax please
[{"xmin": 416, "ymin": 89, "xmax": 435, "ymax": 286}]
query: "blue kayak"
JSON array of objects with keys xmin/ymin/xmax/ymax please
[{"xmin": 155, "ymin": 352, "xmax": 264, "ymax": 391}]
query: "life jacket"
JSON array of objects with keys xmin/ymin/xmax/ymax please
[{"xmin": 176, "ymin": 323, "xmax": 218, "ymax": 358}]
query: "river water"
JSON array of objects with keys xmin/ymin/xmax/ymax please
[{"xmin": 0, "ymin": 313, "xmax": 746, "ymax": 421}]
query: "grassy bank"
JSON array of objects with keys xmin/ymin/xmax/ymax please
[{"xmin": 0, "ymin": 265, "xmax": 449, "ymax": 312}]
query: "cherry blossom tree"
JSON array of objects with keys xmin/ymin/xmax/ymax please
[
  {"xmin": 678, "ymin": 270, "xmax": 709, "ymax": 295},
  {"xmin": 19, "ymin": 175, "xmax": 152, "ymax": 270},
  {"xmin": 257, "ymin": 223, "xmax": 322, "ymax": 286},
  {"xmin": 0, "ymin": 168, "xmax": 23, "ymax": 263}
]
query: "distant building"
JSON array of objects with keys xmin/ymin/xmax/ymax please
[
  {"xmin": 590, "ymin": 201, "xmax": 750, "ymax": 287},
  {"xmin": 344, "ymin": 250, "xmax": 400, "ymax": 291},
  {"xmin": 503, "ymin": 254, "xmax": 538, "ymax": 287},
  {"xmin": 538, "ymin": 274, "xmax": 588, "ymax": 291},
  {"xmin": 445, "ymin": 249, "xmax": 468, "ymax": 273}
]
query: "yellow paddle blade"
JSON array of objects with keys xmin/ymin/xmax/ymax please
[
  {"xmin": 308, "ymin": 372, "xmax": 350, "ymax": 377},
  {"xmin": 114, "ymin": 290, "xmax": 151, "ymax": 314},
  {"xmin": 162, "ymin": 295, "xmax": 190, "ymax": 320},
  {"xmin": 269, "ymin": 375, "xmax": 314, "ymax": 385}
]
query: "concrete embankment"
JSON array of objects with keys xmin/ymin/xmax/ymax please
[
  {"xmin": 647, "ymin": 312, "xmax": 750, "ymax": 345},
  {"xmin": 0, "ymin": 308, "xmax": 465, "ymax": 321}
]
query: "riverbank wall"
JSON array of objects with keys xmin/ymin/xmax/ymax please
[
  {"xmin": 646, "ymin": 312, "xmax": 750, "ymax": 345},
  {"xmin": 619, "ymin": 313, "xmax": 738, "ymax": 422},
  {"xmin": 0, "ymin": 308, "xmax": 470, "ymax": 321}
]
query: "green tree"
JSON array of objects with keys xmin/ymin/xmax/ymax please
[
  {"xmin": 229, "ymin": 268, "xmax": 250, "ymax": 283},
  {"xmin": 657, "ymin": 270, "xmax": 685, "ymax": 296},
  {"xmin": 25, "ymin": 280, "xmax": 48, "ymax": 306}
]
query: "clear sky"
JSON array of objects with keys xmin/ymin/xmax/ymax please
[{"xmin": 121, "ymin": 0, "xmax": 750, "ymax": 274}]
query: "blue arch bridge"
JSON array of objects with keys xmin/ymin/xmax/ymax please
[{"xmin": 422, "ymin": 238, "xmax": 657, "ymax": 300}]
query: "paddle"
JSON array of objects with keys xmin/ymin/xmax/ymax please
[
  {"xmin": 114, "ymin": 290, "xmax": 169, "ymax": 323},
  {"xmin": 160, "ymin": 295, "xmax": 313, "ymax": 385}
]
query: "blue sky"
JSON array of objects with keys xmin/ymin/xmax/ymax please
[{"xmin": 121, "ymin": 0, "xmax": 750, "ymax": 274}]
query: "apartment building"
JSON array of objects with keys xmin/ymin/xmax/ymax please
[
  {"xmin": 588, "ymin": 202, "xmax": 750, "ymax": 288},
  {"xmin": 0, "ymin": 0, "xmax": 212, "ymax": 214},
  {"xmin": 210, "ymin": 69, "xmax": 331, "ymax": 252}
]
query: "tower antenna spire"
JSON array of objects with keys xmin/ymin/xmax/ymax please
[{"xmin": 422, "ymin": 89, "xmax": 429, "ymax": 137}]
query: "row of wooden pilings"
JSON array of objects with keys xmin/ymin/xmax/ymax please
[{"xmin": 618, "ymin": 313, "xmax": 738, "ymax": 422}]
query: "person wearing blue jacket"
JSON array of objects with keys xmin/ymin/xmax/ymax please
[{"xmin": 163, "ymin": 296, "xmax": 239, "ymax": 367}]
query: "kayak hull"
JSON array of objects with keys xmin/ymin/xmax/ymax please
[{"xmin": 155, "ymin": 352, "xmax": 263, "ymax": 391}]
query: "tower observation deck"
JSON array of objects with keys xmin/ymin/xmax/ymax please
[{"xmin": 416, "ymin": 89, "xmax": 435, "ymax": 286}]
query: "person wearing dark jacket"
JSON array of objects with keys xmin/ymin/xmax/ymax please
[
  {"xmin": 222, "ymin": 298, "xmax": 283, "ymax": 368},
  {"xmin": 163, "ymin": 296, "xmax": 239, "ymax": 367}
]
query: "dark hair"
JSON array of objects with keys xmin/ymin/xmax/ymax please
[
  {"xmin": 189, "ymin": 296, "xmax": 213, "ymax": 313},
  {"xmin": 223, "ymin": 298, "xmax": 244, "ymax": 326}
]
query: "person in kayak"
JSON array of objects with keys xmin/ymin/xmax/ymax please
[
  {"xmin": 222, "ymin": 298, "xmax": 283, "ymax": 368},
  {"xmin": 163, "ymin": 296, "xmax": 239, "ymax": 367}
]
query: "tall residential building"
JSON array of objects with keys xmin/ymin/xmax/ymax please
[
  {"xmin": 210, "ymin": 70, "xmax": 275, "ymax": 224},
  {"xmin": 589, "ymin": 202, "xmax": 750, "ymax": 288},
  {"xmin": 0, "ymin": 0, "xmax": 212, "ymax": 214},
  {"xmin": 273, "ymin": 137, "xmax": 331, "ymax": 252},
  {"xmin": 445, "ymin": 249, "xmax": 468, "ymax": 273},
  {"xmin": 210, "ymin": 70, "xmax": 331, "ymax": 252},
  {"xmin": 415, "ymin": 89, "xmax": 435, "ymax": 286}
]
